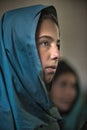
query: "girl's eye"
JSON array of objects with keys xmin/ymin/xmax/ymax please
[
  {"xmin": 71, "ymin": 83, "xmax": 77, "ymax": 89},
  {"xmin": 41, "ymin": 41, "xmax": 49, "ymax": 47},
  {"xmin": 59, "ymin": 81, "xmax": 67, "ymax": 88}
]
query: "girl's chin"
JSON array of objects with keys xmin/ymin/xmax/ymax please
[{"xmin": 45, "ymin": 75, "xmax": 54, "ymax": 83}]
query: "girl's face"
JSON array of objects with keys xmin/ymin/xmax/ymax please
[
  {"xmin": 36, "ymin": 19, "xmax": 60, "ymax": 83},
  {"xmin": 50, "ymin": 73, "xmax": 77, "ymax": 113}
]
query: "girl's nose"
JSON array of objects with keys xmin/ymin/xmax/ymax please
[{"xmin": 50, "ymin": 44, "xmax": 60, "ymax": 60}]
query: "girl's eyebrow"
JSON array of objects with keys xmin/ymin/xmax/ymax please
[
  {"xmin": 37, "ymin": 35, "xmax": 60, "ymax": 43},
  {"xmin": 38, "ymin": 35, "xmax": 53, "ymax": 40}
]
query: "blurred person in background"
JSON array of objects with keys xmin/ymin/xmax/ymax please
[{"xmin": 50, "ymin": 59, "xmax": 87, "ymax": 130}]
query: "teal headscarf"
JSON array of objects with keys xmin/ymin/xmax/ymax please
[{"xmin": 0, "ymin": 5, "xmax": 59, "ymax": 130}]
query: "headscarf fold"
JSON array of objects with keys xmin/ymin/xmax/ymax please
[{"xmin": 0, "ymin": 5, "xmax": 58, "ymax": 130}]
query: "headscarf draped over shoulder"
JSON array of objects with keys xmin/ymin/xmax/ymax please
[{"xmin": 0, "ymin": 4, "xmax": 60, "ymax": 130}]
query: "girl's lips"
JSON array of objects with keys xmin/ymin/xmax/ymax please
[{"xmin": 45, "ymin": 66, "xmax": 57, "ymax": 73}]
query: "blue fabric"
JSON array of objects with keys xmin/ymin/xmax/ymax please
[{"xmin": 0, "ymin": 5, "xmax": 52, "ymax": 130}]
